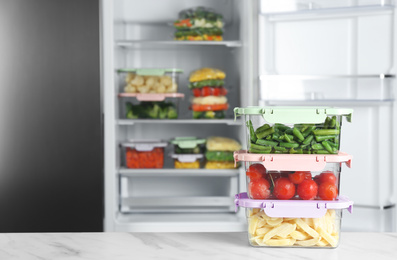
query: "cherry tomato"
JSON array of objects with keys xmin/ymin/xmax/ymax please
[
  {"xmin": 249, "ymin": 179, "xmax": 271, "ymax": 199},
  {"xmin": 318, "ymin": 171, "xmax": 337, "ymax": 185},
  {"xmin": 212, "ymin": 87, "xmax": 221, "ymax": 96},
  {"xmin": 202, "ymin": 86, "xmax": 212, "ymax": 96},
  {"xmin": 318, "ymin": 183, "xmax": 338, "ymax": 200},
  {"xmin": 288, "ymin": 172, "xmax": 305, "ymax": 184},
  {"xmin": 246, "ymin": 163, "xmax": 266, "ymax": 181},
  {"xmin": 304, "ymin": 172, "xmax": 312, "ymax": 180},
  {"xmin": 297, "ymin": 179, "xmax": 318, "ymax": 200},
  {"xmin": 192, "ymin": 88, "xmax": 201, "ymax": 97},
  {"xmin": 273, "ymin": 178, "xmax": 295, "ymax": 200}
]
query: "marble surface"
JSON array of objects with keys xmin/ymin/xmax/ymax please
[{"xmin": 0, "ymin": 232, "xmax": 396, "ymax": 260}]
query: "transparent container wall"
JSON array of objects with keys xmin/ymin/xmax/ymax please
[
  {"xmin": 119, "ymin": 97, "xmax": 181, "ymax": 119},
  {"xmin": 260, "ymin": 77, "xmax": 395, "ymax": 102},
  {"xmin": 244, "ymin": 114, "xmax": 343, "ymax": 154},
  {"xmin": 121, "ymin": 146, "xmax": 165, "ymax": 169},
  {"xmin": 119, "ymin": 71, "xmax": 180, "ymax": 94},
  {"xmin": 244, "ymin": 161, "xmax": 341, "ymax": 200},
  {"xmin": 119, "ymin": 175, "xmax": 235, "ymax": 213},
  {"xmin": 246, "ymin": 208, "xmax": 342, "ymax": 248}
]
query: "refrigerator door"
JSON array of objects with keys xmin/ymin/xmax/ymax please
[
  {"xmin": 257, "ymin": 0, "xmax": 396, "ymax": 231},
  {"xmin": 0, "ymin": 0, "xmax": 103, "ymax": 231}
]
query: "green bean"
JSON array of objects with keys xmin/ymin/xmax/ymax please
[
  {"xmin": 249, "ymin": 147, "xmax": 271, "ymax": 154},
  {"xmin": 274, "ymin": 146, "xmax": 287, "ymax": 152},
  {"xmin": 312, "ymin": 143, "xmax": 325, "ymax": 150},
  {"xmin": 256, "ymin": 126, "xmax": 275, "ymax": 139},
  {"xmin": 275, "ymin": 123, "xmax": 290, "ymax": 132},
  {"xmin": 327, "ymin": 140, "xmax": 339, "ymax": 149},
  {"xmin": 250, "ymin": 143, "xmax": 273, "ymax": 151},
  {"xmin": 289, "ymin": 148, "xmax": 297, "ymax": 154},
  {"xmin": 313, "ymin": 150, "xmax": 330, "ymax": 154},
  {"xmin": 256, "ymin": 123, "xmax": 270, "ymax": 133},
  {"xmin": 314, "ymin": 135, "xmax": 335, "ymax": 142},
  {"xmin": 323, "ymin": 117, "xmax": 331, "ymax": 129},
  {"xmin": 247, "ymin": 120, "xmax": 257, "ymax": 143},
  {"xmin": 313, "ymin": 129, "xmax": 340, "ymax": 136},
  {"xmin": 329, "ymin": 116, "xmax": 336, "ymax": 128},
  {"xmin": 283, "ymin": 133, "xmax": 293, "ymax": 143},
  {"xmin": 256, "ymin": 139, "xmax": 278, "ymax": 147},
  {"xmin": 302, "ymin": 126, "xmax": 317, "ymax": 137},
  {"xmin": 293, "ymin": 127, "xmax": 305, "ymax": 142},
  {"xmin": 321, "ymin": 141, "xmax": 334, "ymax": 154},
  {"xmin": 302, "ymin": 135, "xmax": 314, "ymax": 145},
  {"xmin": 279, "ymin": 142, "xmax": 299, "ymax": 148}
]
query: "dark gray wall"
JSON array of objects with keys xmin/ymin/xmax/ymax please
[{"xmin": 0, "ymin": 0, "xmax": 103, "ymax": 232}]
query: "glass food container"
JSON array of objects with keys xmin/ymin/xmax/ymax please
[
  {"xmin": 118, "ymin": 68, "xmax": 183, "ymax": 94},
  {"xmin": 234, "ymin": 150, "xmax": 352, "ymax": 200},
  {"xmin": 170, "ymin": 137, "xmax": 206, "ymax": 154},
  {"xmin": 171, "ymin": 153, "xmax": 203, "ymax": 169},
  {"xmin": 234, "ymin": 107, "xmax": 353, "ymax": 154},
  {"xmin": 121, "ymin": 140, "xmax": 167, "ymax": 169},
  {"xmin": 235, "ymin": 192, "xmax": 354, "ymax": 248}
]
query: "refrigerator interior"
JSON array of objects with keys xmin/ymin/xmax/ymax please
[
  {"xmin": 102, "ymin": 0, "xmax": 255, "ymax": 231},
  {"xmin": 257, "ymin": 0, "xmax": 397, "ymax": 231}
]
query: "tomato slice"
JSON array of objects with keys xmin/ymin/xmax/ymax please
[
  {"xmin": 192, "ymin": 88, "xmax": 202, "ymax": 97},
  {"xmin": 202, "ymin": 86, "xmax": 212, "ymax": 96},
  {"xmin": 191, "ymin": 103, "xmax": 229, "ymax": 112}
]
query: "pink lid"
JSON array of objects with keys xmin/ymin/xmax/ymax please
[
  {"xmin": 234, "ymin": 150, "xmax": 352, "ymax": 171},
  {"xmin": 235, "ymin": 192, "xmax": 353, "ymax": 218},
  {"xmin": 118, "ymin": 93, "xmax": 185, "ymax": 101}
]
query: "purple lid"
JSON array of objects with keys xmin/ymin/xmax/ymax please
[{"xmin": 235, "ymin": 192, "xmax": 353, "ymax": 218}]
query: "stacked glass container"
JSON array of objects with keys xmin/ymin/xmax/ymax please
[{"xmin": 233, "ymin": 106, "xmax": 354, "ymax": 248}]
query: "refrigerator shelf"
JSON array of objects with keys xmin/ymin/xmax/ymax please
[
  {"xmin": 117, "ymin": 119, "xmax": 243, "ymax": 126},
  {"xmin": 119, "ymin": 167, "xmax": 240, "ymax": 177},
  {"xmin": 260, "ymin": 2, "xmax": 394, "ymax": 20},
  {"xmin": 115, "ymin": 213, "xmax": 246, "ymax": 232},
  {"xmin": 118, "ymin": 93, "xmax": 184, "ymax": 101},
  {"xmin": 260, "ymin": 74, "xmax": 396, "ymax": 80},
  {"xmin": 116, "ymin": 40, "xmax": 242, "ymax": 48}
]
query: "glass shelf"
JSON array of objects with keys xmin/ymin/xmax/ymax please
[
  {"xmin": 116, "ymin": 40, "xmax": 242, "ymax": 48},
  {"xmin": 117, "ymin": 119, "xmax": 243, "ymax": 126},
  {"xmin": 119, "ymin": 167, "xmax": 240, "ymax": 177}
]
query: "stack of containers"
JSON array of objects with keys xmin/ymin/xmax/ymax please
[
  {"xmin": 233, "ymin": 106, "xmax": 354, "ymax": 248},
  {"xmin": 205, "ymin": 136, "xmax": 241, "ymax": 169},
  {"xmin": 118, "ymin": 68, "xmax": 184, "ymax": 119},
  {"xmin": 173, "ymin": 7, "xmax": 224, "ymax": 41},
  {"xmin": 189, "ymin": 68, "xmax": 229, "ymax": 119},
  {"xmin": 170, "ymin": 137, "xmax": 206, "ymax": 169}
]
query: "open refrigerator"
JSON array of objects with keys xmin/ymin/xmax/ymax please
[{"xmin": 101, "ymin": 0, "xmax": 397, "ymax": 232}]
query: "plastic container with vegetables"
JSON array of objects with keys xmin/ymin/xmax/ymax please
[
  {"xmin": 189, "ymin": 68, "xmax": 229, "ymax": 119},
  {"xmin": 234, "ymin": 150, "xmax": 352, "ymax": 200},
  {"xmin": 121, "ymin": 140, "xmax": 167, "ymax": 169},
  {"xmin": 205, "ymin": 136, "xmax": 241, "ymax": 169},
  {"xmin": 173, "ymin": 7, "xmax": 224, "ymax": 41},
  {"xmin": 234, "ymin": 107, "xmax": 353, "ymax": 154}
]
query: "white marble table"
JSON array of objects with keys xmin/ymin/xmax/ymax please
[{"xmin": 0, "ymin": 232, "xmax": 396, "ymax": 260}]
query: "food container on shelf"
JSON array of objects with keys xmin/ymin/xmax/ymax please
[
  {"xmin": 234, "ymin": 150, "xmax": 352, "ymax": 200},
  {"xmin": 171, "ymin": 153, "xmax": 204, "ymax": 169},
  {"xmin": 118, "ymin": 68, "xmax": 183, "ymax": 94},
  {"xmin": 235, "ymin": 192, "xmax": 354, "ymax": 248},
  {"xmin": 170, "ymin": 137, "xmax": 206, "ymax": 154},
  {"xmin": 121, "ymin": 140, "xmax": 167, "ymax": 169},
  {"xmin": 205, "ymin": 136, "xmax": 241, "ymax": 169},
  {"xmin": 189, "ymin": 68, "xmax": 229, "ymax": 119},
  {"xmin": 120, "ymin": 94, "xmax": 184, "ymax": 120},
  {"xmin": 173, "ymin": 7, "xmax": 224, "ymax": 41},
  {"xmin": 234, "ymin": 107, "xmax": 353, "ymax": 154}
]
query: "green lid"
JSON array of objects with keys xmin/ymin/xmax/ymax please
[
  {"xmin": 170, "ymin": 137, "xmax": 206, "ymax": 149},
  {"xmin": 234, "ymin": 106, "xmax": 353, "ymax": 124},
  {"xmin": 117, "ymin": 68, "xmax": 183, "ymax": 76}
]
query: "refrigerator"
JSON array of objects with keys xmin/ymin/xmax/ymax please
[
  {"xmin": 101, "ymin": 0, "xmax": 396, "ymax": 232},
  {"xmin": 0, "ymin": 0, "xmax": 103, "ymax": 232}
]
